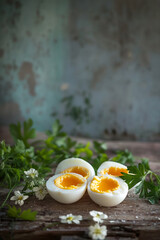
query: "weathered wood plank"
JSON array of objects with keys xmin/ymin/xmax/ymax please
[{"xmin": 1, "ymin": 185, "xmax": 160, "ymax": 239}]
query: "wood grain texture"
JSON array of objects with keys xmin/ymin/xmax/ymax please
[{"xmin": 0, "ymin": 135, "xmax": 160, "ymax": 240}]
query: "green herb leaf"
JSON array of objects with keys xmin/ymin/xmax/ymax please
[
  {"xmin": 9, "ymin": 119, "xmax": 36, "ymax": 147},
  {"xmin": 121, "ymin": 162, "xmax": 149, "ymax": 189},
  {"xmin": 93, "ymin": 141, "xmax": 107, "ymax": 154},
  {"xmin": 19, "ymin": 209, "xmax": 37, "ymax": 221},
  {"xmin": 75, "ymin": 142, "xmax": 93, "ymax": 160},
  {"xmin": 7, "ymin": 205, "xmax": 37, "ymax": 221},
  {"xmin": 92, "ymin": 153, "xmax": 108, "ymax": 174},
  {"xmin": 111, "ymin": 149, "xmax": 135, "ymax": 165}
]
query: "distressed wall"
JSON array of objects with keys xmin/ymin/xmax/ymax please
[{"xmin": 0, "ymin": 0, "xmax": 160, "ymax": 141}]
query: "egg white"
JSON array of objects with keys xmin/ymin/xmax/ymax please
[
  {"xmin": 87, "ymin": 175, "xmax": 128, "ymax": 207},
  {"xmin": 97, "ymin": 161, "xmax": 128, "ymax": 177},
  {"xmin": 55, "ymin": 157, "xmax": 95, "ymax": 182},
  {"xmin": 46, "ymin": 173, "xmax": 87, "ymax": 204}
]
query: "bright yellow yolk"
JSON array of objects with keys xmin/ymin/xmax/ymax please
[
  {"xmin": 54, "ymin": 174, "xmax": 85, "ymax": 190},
  {"xmin": 100, "ymin": 166, "xmax": 128, "ymax": 177},
  {"xmin": 61, "ymin": 166, "xmax": 90, "ymax": 179},
  {"xmin": 90, "ymin": 176, "xmax": 120, "ymax": 193}
]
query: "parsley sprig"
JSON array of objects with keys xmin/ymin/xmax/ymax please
[
  {"xmin": 121, "ymin": 159, "xmax": 160, "ymax": 204},
  {"xmin": 9, "ymin": 119, "xmax": 36, "ymax": 148}
]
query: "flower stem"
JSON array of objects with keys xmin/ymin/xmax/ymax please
[{"xmin": 0, "ymin": 184, "xmax": 17, "ymax": 209}]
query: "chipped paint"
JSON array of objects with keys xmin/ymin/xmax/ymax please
[
  {"xmin": 19, "ymin": 62, "xmax": 36, "ymax": 96},
  {"xmin": 0, "ymin": 49, "xmax": 4, "ymax": 58},
  {"xmin": 0, "ymin": 102, "xmax": 23, "ymax": 125},
  {"xmin": 60, "ymin": 83, "xmax": 69, "ymax": 91}
]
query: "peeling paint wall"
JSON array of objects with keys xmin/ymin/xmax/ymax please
[{"xmin": 0, "ymin": 0, "xmax": 160, "ymax": 141}]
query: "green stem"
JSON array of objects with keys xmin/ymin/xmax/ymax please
[
  {"xmin": 152, "ymin": 172, "xmax": 160, "ymax": 184},
  {"xmin": 149, "ymin": 172, "xmax": 154, "ymax": 183},
  {"xmin": 0, "ymin": 184, "xmax": 16, "ymax": 209}
]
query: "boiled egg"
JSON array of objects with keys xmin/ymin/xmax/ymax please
[
  {"xmin": 46, "ymin": 173, "xmax": 87, "ymax": 204},
  {"xmin": 87, "ymin": 175, "xmax": 128, "ymax": 207},
  {"xmin": 55, "ymin": 158, "xmax": 95, "ymax": 182},
  {"xmin": 97, "ymin": 161, "xmax": 128, "ymax": 177}
]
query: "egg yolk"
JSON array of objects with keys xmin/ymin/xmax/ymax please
[
  {"xmin": 100, "ymin": 166, "xmax": 128, "ymax": 177},
  {"xmin": 61, "ymin": 166, "xmax": 90, "ymax": 179},
  {"xmin": 90, "ymin": 176, "xmax": 120, "ymax": 193},
  {"xmin": 54, "ymin": 174, "xmax": 85, "ymax": 190}
]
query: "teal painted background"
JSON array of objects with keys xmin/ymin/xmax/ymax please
[{"xmin": 0, "ymin": 0, "xmax": 160, "ymax": 141}]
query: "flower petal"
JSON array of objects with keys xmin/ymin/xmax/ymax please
[
  {"xmin": 14, "ymin": 191, "xmax": 21, "ymax": 196},
  {"xmin": 10, "ymin": 196, "xmax": 17, "ymax": 201},
  {"xmin": 89, "ymin": 210, "xmax": 97, "ymax": 217},
  {"xmin": 18, "ymin": 200, "xmax": 24, "ymax": 206},
  {"xmin": 73, "ymin": 219, "xmax": 80, "ymax": 224},
  {"xmin": 23, "ymin": 195, "xmax": 29, "ymax": 200}
]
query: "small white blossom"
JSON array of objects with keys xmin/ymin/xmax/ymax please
[
  {"xmin": 33, "ymin": 184, "xmax": 47, "ymax": 200},
  {"xmin": 59, "ymin": 214, "xmax": 82, "ymax": 224},
  {"xmin": 90, "ymin": 210, "xmax": 108, "ymax": 223},
  {"xmin": 24, "ymin": 168, "xmax": 38, "ymax": 179},
  {"xmin": 88, "ymin": 223, "xmax": 107, "ymax": 240},
  {"xmin": 10, "ymin": 191, "xmax": 29, "ymax": 206}
]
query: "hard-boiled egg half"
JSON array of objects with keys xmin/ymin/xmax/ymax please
[
  {"xmin": 87, "ymin": 161, "xmax": 128, "ymax": 207},
  {"xmin": 46, "ymin": 158, "xmax": 95, "ymax": 204},
  {"xmin": 97, "ymin": 161, "xmax": 129, "ymax": 177},
  {"xmin": 46, "ymin": 173, "xmax": 87, "ymax": 204},
  {"xmin": 55, "ymin": 158, "xmax": 95, "ymax": 182}
]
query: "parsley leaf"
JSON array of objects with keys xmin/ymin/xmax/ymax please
[
  {"xmin": 92, "ymin": 153, "xmax": 108, "ymax": 174},
  {"xmin": 93, "ymin": 141, "xmax": 107, "ymax": 154},
  {"xmin": 7, "ymin": 205, "xmax": 37, "ymax": 221},
  {"xmin": 9, "ymin": 119, "xmax": 36, "ymax": 147},
  {"xmin": 75, "ymin": 142, "xmax": 93, "ymax": 160},
  {"xmin": 111, "ymin": 149, "xmax": 135, "ymax": 165}
]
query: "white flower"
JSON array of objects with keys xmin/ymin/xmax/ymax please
[
  {"xmin": 88, "ymin": 223, "xmax": 107, "ymax": 240},
  {"xmin": 59, "ymin": 214, "xmax": 82, "ymax": 224},
  {"xmin": 33, "ymin": 185, "xmax": 47, "ymax": 200},
  {"xmin": 24, "ymin": 168, "xmax": 38, "ymax": 179},
  {"xmin": 90, "ymin": 210, "xmax": 108, "ymax": 223},
  {"xmin": 10, "ymin": 191, "xmax": 29, "ymax": 206}
]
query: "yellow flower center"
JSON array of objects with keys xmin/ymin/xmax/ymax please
[
  {"xmin": 95, "ymin": 228, "xmax": 101, "ymax": 234},
  {"xmin": 18, "ymin": 196, "xmax": 23, "ymax": 200},
  {"xmin": 39, "ymin": 189, "xmax": 43, "ymax": 194},
  {"xmin": 30, "ymin": 173, "xmax": 35, "ymax": 178}
]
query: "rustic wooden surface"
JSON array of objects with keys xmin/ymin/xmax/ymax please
[{"xmin": 0, "ymin": 132, "xmax": 160, "ymax": 240}]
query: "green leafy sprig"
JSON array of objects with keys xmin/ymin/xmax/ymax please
[
  {"xmin": 0, "ymin": 140, "xmax": 34, "ymax": 188},
  {"xmin": 111, "ymin": 149, "xmax": 135, "ymax": 165},
  {"xmin": 121, "ymin": 159, "xmax": 160, "ymax": 204},
  {"xmin": 7, "ymin": 205, "xmax": 37, "ymax": 221},
  {"xmin": 9, "ymin": 119, "xmax": 36, "ymax": 148}
]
